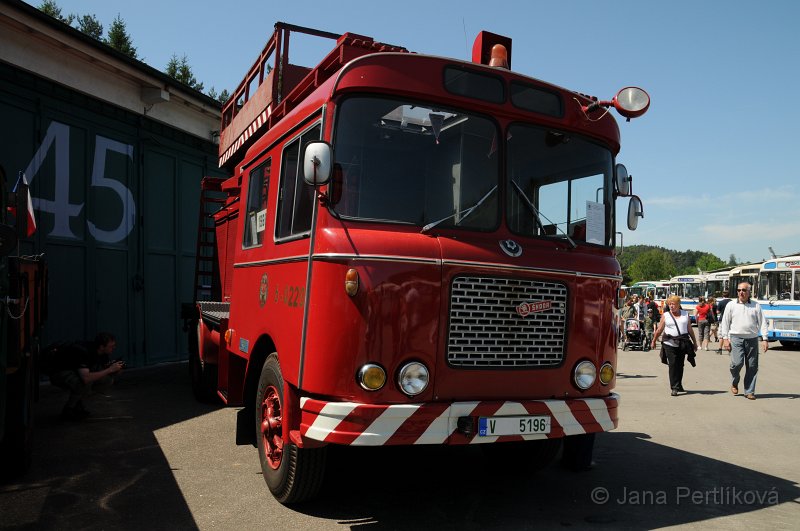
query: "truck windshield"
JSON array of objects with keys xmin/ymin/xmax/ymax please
[
  {"xmin": 507, "ymin": 124, "xmax": 613, "ymax": 245},
  {"xmin": 331, "ymin": 96, "xmax": 499, "ymax": 230}
]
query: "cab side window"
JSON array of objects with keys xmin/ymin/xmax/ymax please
[
  {"xmin": 276, "ymin": 124, "xmax": 321, "ymax": 240},
  {"xmin": 243, "ymin": 160, "xmax": 271, "ymax": 247}
]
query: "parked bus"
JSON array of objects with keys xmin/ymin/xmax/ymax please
[
  {"xmin": 669, "ymin": 274, "xmax": 706, "ymax": 321},
  {"xmin": 728, "ymin": 262, "xmax": 762, "ymax": 297},
  {"xmin": 652, "ymin": 281, "xmax": 670, "ymax": 312},
  {"xmin": 756, "ymin": 256, "xmax": 800, "ymax": 348},
  {"xmin": 628, "ymin": 280, "xmax": 667, "ymax": 311},
  {"xmin": 704, "ymin": 269, "xmax": 731, "ymax": 299}
]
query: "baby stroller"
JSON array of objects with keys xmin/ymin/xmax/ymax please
[{"xmin": 622, "ymin": 318, "xmax": 646, "ymax": 351}]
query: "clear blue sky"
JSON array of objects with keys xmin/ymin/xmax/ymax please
[{"xmin": 46, "ymin": 0, "xmax": 800, "ymax": 265}]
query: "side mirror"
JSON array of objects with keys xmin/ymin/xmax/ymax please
[
  {"xmin": 627, "ymin": 195, "xmax": 644, "ymax": 230},
  {"xmin": 615, "ymin": 164, "xmax": 631, "ymax": 196},
  {"xmin": 303, "ymin": 141, "xmax": 333, "ymax": 186}
]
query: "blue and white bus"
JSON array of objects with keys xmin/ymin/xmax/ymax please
[
  {"xmin": 669, "ymin": 274, "xmax": 706, "ymax": 321},
  {"xmin": 728, "ymin": 262, "xmax": 761, "ymax": 297},
  {"xmin": 756, "ymin": 256, "xmax": 800, "ymax": 348}
]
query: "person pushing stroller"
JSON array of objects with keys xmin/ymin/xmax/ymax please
[{"xmin": 643, "ymin": 308, "xmax": 656, "ymax": 351}]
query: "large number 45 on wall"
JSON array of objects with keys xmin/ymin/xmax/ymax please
[{"xmin": 25, "ymin": 121, "xmax": 136, "ymax": 243}]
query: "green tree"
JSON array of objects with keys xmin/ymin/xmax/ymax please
[
  {"xmin": 696, "ymin": 253, "xmax": 726, "ymax": 273},
  {"xmin": 76, "ymin": 14, "xmax": 103, "ymax": 40},
  {"xmin": 106, "ymin": 14, "xmax": 138, "ymax": 59},
  {"xmin": 39, "ymin": 0, "xmax": 74, "ymax": 25},
  {"xmin": 166, "ymin": 54, "xmax": 204, "ymax": 92},
  {"xmin": 207, "ymin": 87, "xmax": 231, "ymax": 104},
  {"xmin": 628, "ymin": 249, "xmax": 677, "ymax": 284}
]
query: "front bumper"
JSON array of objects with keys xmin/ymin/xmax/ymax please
[{"xmin": 300, "ymin": 393, "xmax": 619, "ymax": 446}]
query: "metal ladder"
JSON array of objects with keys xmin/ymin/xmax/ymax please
[{"xmin": 194, "ymin": 177, "xmax": 226, "ymax": 301}]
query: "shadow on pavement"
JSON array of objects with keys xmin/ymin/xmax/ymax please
[
  {"xmin": 2, "ymin": 363, "xmax": 799, "ymax": 530},
  {"xmin": 616, "ymin": 373, "xmax": 658, "ymax": 380},
  {"xmin": 297, "ymin": 433, "xmax": 799, "ymax": 530},
  {"xmin": 0, "ymin": 362, "xmax": 210, "ymax": 530}
]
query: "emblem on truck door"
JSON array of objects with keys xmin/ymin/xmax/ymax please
[
  {"xmin": 259, "ymin": 274, "xmax": 268, "ymax": 307},
  {"xmin": 499, "ymin": 239, "xmax": 522, "ymax": 257}
]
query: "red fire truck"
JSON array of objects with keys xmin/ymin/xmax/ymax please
[
  {"xmin": 1, "ymin": 167, "xmax": 48, "ymax": 478},
  {"xmin": 184, "ymin": 22, "xmax": 649, "ymax": 503}
]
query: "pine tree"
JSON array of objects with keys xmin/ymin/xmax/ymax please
[
  {"xmin": 39, "ymin": 0, "xmax": 75, "ymax": 25},
  {"xmin": 76, "ymin": 14, "xmax": 103, "ymax": 40},
  {"xmin": 165, "ymin": 54, "xmax": 204, "ymax": 92},
  {"xmin": 106, "ymin": 15, "xmax": 138, "ymax": 59},
  {"xmin": 207, "ymin": 88, "xmax": 231, "ymax": 104}
]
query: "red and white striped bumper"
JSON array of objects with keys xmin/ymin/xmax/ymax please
[{"xmin": 299, "ymin": 393, "xmax": 619, "ymax": 446}]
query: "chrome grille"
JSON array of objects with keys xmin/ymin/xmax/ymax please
[
  {"xmin": 447, "ymin": 276, "xmax": 567, "ymax": 368},
  {"xmin": 773, "ymin": 320, "xmax": 800, "ymax": 332}
]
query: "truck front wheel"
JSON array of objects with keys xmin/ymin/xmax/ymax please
[
  {"xmin": 255, "ymin": 354, "xmax": 326, "ymax": 504},
  {"xmin": 561, "ymin": 432, "xmax": 596, "ymax": 471}
]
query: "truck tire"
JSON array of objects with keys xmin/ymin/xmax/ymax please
[
  {"xmin": 189, "ymin": 320, "xmax": 218, "ymax": 403},
  {"xmin": 561, "ymin": 432, "xmax": 595, "ymax": 471},
  {"xmin": 256, "ymin": 354, "xmax": 326, "ymax": 504}
]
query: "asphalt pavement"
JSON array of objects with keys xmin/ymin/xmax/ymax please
[{"xmin": 1, "ymin": 338, "xmax": 799, "ymax": 530}]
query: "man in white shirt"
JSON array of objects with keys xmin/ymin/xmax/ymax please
[{"xmin": 718, "ymin": 282, "xmax": 768, "ymax": 400}]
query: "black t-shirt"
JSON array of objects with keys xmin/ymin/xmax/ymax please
[
  {"xmin": 717, "ymin": 299, "xmax": 731, "ymax": 319},
  {"xmin": 47, "ymin": 341, "xmax": 106, "ymax": 372}
]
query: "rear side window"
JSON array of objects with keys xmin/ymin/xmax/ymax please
[
  {"xmin": 276, "ymin": 123, "xmax": 322, "ymax": 240},
  {"xmin": 243, "ymin": 160, "xmax": 270, "ymax": 247},
  {"xmin": 444, "ymin": 67, "xmax": 504, "ymax": 103}
]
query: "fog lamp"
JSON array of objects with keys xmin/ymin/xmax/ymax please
[
  {"xmin": 574, "ymin": 361, "xmax": 597, "ymax": 390},
  {"xmin": 599, "ymin": 362, "xmax": 615, "ymax": 385},
  {"xmin": 358, "ymin": 364, "xmax": 386, "ymax": 391},
  {"xmin": 397, "ymin": 362, "xmax": 429, "ymax": 396}
]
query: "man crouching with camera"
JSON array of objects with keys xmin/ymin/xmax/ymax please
[{"xmin": 46, "ymin": 332, "xmax": 125, "ymax": 420}]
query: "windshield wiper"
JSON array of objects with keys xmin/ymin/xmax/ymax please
[
  {"xmin": 421, "ymin": 185, "xmax": 497, "ymax": 233},
  {"xmin": 510, "ymin": 180, "xmax": 576, "ymax": 248}
]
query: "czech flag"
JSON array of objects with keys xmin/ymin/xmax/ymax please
[{"xmin": 12, "ymin": 172, "xmax": 37, "ymax": 237}]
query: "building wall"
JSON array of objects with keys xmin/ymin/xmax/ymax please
[{"xmin": 0, "ymin": 62, "xmax": 228, "ymax": 365}]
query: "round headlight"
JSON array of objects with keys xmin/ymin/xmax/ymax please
[
  {"xmin": 358, "ymin": 364, "xmax": 386, "ymax": 391},
  {"xmin": 574, "ymin": 361, "xmax": 597, "ymax": 390},
  {"xmin": 397, "ymin": 362, "xmax": 429, "ymax": 396},
  {"xmin": 599, "ymin": 362, "xmax": 615, "ymax": 385}
]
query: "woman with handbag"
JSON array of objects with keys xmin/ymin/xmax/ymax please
[{"xmin": 650, "ymin": 295, "xmax": 699, "ymax": 396}]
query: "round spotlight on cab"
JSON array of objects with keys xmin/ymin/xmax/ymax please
[
  {"xmin": 599, "ymin": 362, "xmax": 615, "ymax": 385},
  {"xmin": 574, "ymin": 361, "xmax": 597, "ymax": 390},
  {"xmin": 357, "ymin": 364, "xmax": 386, "ymax": 391},
  {"xmin": 397, "ymin": 362, "xmax": 429, "ymax": 396}
]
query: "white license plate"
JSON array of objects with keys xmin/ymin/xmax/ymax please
[
  {"xmin": 780, "ymin": 332, "xmax": 799, "ymax": 338},
  {"xmin": 478, "ymin": 415, "xmax": 551, "ymax": 436}
]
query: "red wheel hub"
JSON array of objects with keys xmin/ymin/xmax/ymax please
[{"xmin": 260, "ymin": 385, "xmax": 284, "ymax": 469}]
